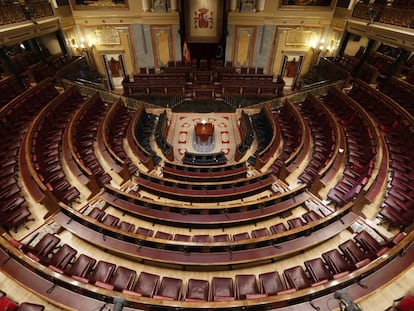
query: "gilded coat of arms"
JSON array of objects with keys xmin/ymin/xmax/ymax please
[{"xmin": 194, "ymin": 6, "xmax": 213, "ymax": 29}]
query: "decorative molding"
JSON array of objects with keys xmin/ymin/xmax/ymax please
[
  {"xmin": 94, "ymin": 27, "xmax": 121, "ymax": 45},
  {"xmin": 285, "ymin": 28, "xmax": 312, "ymax": 46}
]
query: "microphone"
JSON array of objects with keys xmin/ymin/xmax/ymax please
[
  {"xmin": 113, "ymin": 297, "xmax": 128, "ymax": 311},
  {"xmin": 334, "ymin": 290, "xmax": 363, "ymax": 311}
]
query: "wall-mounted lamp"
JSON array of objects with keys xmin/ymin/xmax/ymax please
[
  {"xmin": 71, "ymin": 37, "xmax": 95, "ymax": 52},
  {"xmin": 71, "ymin": 37, "xmax": 95, "ymax": 67}
]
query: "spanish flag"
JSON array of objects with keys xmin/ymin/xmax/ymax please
[{"xmin": 183, "ymin": 40, "xmax": 191, "ymax": 63}]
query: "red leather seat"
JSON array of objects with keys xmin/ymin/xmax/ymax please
[
  {"xmin": 212, "ymin": 277, "xmax": 235, "ymax": 301},
  {"xmin": 283, "ymin": 266, "xmax": 311, "ymax": 290},
  {"xmin": 47, "ymin": 244, "xmax": 77, "ymax": 272},
  {"xmin": 339, "ymin": 240, "xmax": 371, "ymax": 268},
  {"xmin": 185, "ymin": 279, "xmax": 209, "ymax": 301},
  {"xmin": 108, "ymin": 266, "xmax": 137, "ymax": 292},
  {"xmin": 118, "ymin": 221, "xmax": 135, "ymax": 232},
  {"xmin": 270, "ymin": 223, "xmax": 288, "ymax": 234},
  {"xmin": 304, "ymin": 258, "xmax": 332, "ymax": 285},
  {"xmin": 25, "ymin": 233, "xmax": 60, "ymax": 262},
  {"xmin": 136, "ymin": 227, "xmax": 154, "ymax": 237},
  {"xmin": 233, "ymin": 232, "xmax": 250, "ymax": 241},
  {"xmin": 379, "ymin": 205, "xmax": 408, "ymax": 228},
  {"xmin": 87, "ymin": 207, "xmax": 105, "ymax": 221},
  {"xmin": 213, "ymin": 234, "xmax": 230, "ymax": 242},
  {"xmin": 174, "ymin": 234, "xmax": 191, "ymax": 242},
  {"xmin": 89, "ymin": 260, "xmax": 116, "ymax": 285},
  {"xmin": 154, "ymin": 231, "xmax": 173, "ymax": 240},
  {"xmin": 192, "ymin": 235, "xmax": 211, "ymax": 243},
  {"xmin": 259, "ymin": 271, "xmax": 295, "ymax": 296},
  {"xmin": 251, "ymin": 228, "xmax": 270, "ymax": 238},
  {"xmin": 67, "ymin": 254, "xmax": 96, "ymax": 282},
  {"xmin": 154, "ymin": 277, "xmax": 183, "ymax": 301},
  {"xmin": 302, "ymin": 210, "xmax": 322, "ymax": 223},
  {"xmin": 0, "ymin": 296, "xmax": 17, "ymax": 311},
  {"xmin": 235, "ymin": 274, "xmax": 266, "ymax": 299},
  {"xmin": 287, "ymin": 217, "xmax": 305, "ymax": 229},
  {"xmin": 322, "ymin": 249, "xmax": 353, "ymax": 277},
  {"xmin": 354, "ymin": 230, "xmax": 389, "ymax": 257},
  {"xmin": 123, "ymin": 271, "xmax": 159, "ymax": 297},
  {"xmin": 101, "ymin": 214, "xmax": 119, "ymax": 227}
]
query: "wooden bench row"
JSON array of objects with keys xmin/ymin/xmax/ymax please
[
  {"xmin": 55, "ymin": 205, "xmax": 356, "ymax": 268},
  {"xmin": 347, "ymin": 79, "xmax": 414, "ymax": 228},
  {"xmin": 322, "ymin": 86, "xmax": 380, "ymax": 207},
  {"xmin": 133, "ymin": 170, "xmax": 275, "ymax": 203},
  {"xmin": 26, "ymin": 86, "xmax": 83, "ymax": 209},
  {"xmin": 2, "ymin": 229, "xmax": 412, "ymax": 310},
  {"xmin": 96, "ymin": 97, "xmax": 131, "ymax": 183},
  {"xmin": 163, "ymin": 160, "xmax": 247, "ymax": 182},
  {"xmin": 103, "ymin": 184, "xmax": 309, "ymax": 227}
]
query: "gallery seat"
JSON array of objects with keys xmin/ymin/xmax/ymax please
[
  {"xmin": 322, "ymin": 249, "xmax": 353, "ymax": 277},
  {"xmin": 235, "ymin": 274, "xmax": 266, "ymax": 299},
  {"xmin": 212, "ymin": 277, "xmax": 235, "ymax": 301},
  {"xmin": 67, "ymin": 254, "xmax": 97, "ymax": 283},
  {"xmin": 153, "ymin": 276, "xmax": 183, "ymax": 301},
  {"xmin": 283, "ymin": 266, "xmax": 311, "ymax": 290},
  {"xmin": 259, "ymin": 271, "xmax": 295, "ymax": 296},
  {"xmin": 47, "ymin": 244, "xmax": 77, "ymax": 272},
  {"xmin": 304, "ymin": 258, "xmax": 332, "ymax": 285},
  {"xmin": 123, "ymin": 271, "xmax": 160, "ymax": 297},
  {"xmin": 25, "ymin": 233, "xmax": 60, "ymax": 262},
  {"xmin": 108, "ymin": 266, "xmax": 137, "ymax": 292},
  {"xmin": 185, "ymin": 279, "xmax": 209, "ymax": 301},
  {"xmin": 89, "ymin": 261, "xmax": 116, "ymax": 285}
]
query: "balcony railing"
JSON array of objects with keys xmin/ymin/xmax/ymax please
[
  {"xmin": 352, "ymin": 2, "xmax": 414, "ymax": 28},
  {"xmin": 0, "ymin": 1, "xmax": 54, "ymax": 26}
]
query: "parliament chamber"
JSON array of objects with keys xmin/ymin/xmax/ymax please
[{"xmin": 0, "ymin": 0, "xmax": 414, "ymax": 310}]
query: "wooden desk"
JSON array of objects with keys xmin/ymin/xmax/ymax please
[{"xmin": 195, "ymin": 122, "xmax": 214, "ymax": 143}]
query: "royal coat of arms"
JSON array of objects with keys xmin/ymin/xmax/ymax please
[{"xmin": 194, "ymin": 6, "xmax": 213, "ymax": 29}]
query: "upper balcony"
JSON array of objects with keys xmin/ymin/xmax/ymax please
[
  {"xmin": 352, "ymin": 2, "xmax": 414, "ymax": 29},
  {"xmin": 0, "ymin": 1, "xmax": 54, "ymax": 26}
]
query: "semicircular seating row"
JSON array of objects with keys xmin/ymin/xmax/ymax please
[{"xmin": 0, "ymin": 74, "xmax": 413, "ymax": 310}]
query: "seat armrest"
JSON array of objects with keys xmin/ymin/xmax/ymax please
[
  {"xmin": 122, "ymin": 290, "xmax": 142, "ymax": 297},
  {"xmin": 48, "ymin": 265, "xmax": 64, "ymax": 274},
  {"xmin": 311, "ymin": 280, "xmax": 328, "ymax": 287},
  {"xmin": 276, "ymin": 288, "xmax": 296, "ymax": 295},
  {"xmin": 27, "ymin": 252, "xmax": 40, "ymax": 262},
  {"xmin": 333, "ymin": 271, "xmax": 349, "ymax": 279},
  {"xmin": 95, "ymin": 281, "xmax": 114, "ymax": 290},
  {"xmin": 214, "ymin": 296, "xmax": 235, "ymax": 301},
  {"xmin": 376, "ymin": 247, "xmax": 389, "ymax": 257},
  {"xmin": 72, "ymin": 275, "xmax": 89, "ymax": 283},
  {"xmin": 153, "ymin": 295, "xmax": 174, "ymax": 301},
  {"xmin": 355, "ymin": 258, "xmax": 371, "ymax": 268},
  {"xmin": 185, "ymin": 298, "xmax": 205, "ymax": 302},
  {"xmin": 246, "ymin": 293, "xmax": 267, "ymax": 299},
  {"xmin": 9, "ymin": 239, "xmax": 23, "ymax": 249}
]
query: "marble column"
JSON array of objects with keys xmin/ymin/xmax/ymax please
[
  {"xmin": 230, "ymin": 0, "xmax": 237, "ymax": 11},
  {"xmin": 142, "ymin": 0, "xmax": 151, "ymax": 12},
  {"xmin": 256, "ymin": 0, "xmax": 265, "ymax": 12},
  {"xmin": 170, "ymin": 0, "xmax": 178, "ymax": 11}
]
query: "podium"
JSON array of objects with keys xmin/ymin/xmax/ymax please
[{"xmin": 195, "ymin": 122, "xmax": 214, "ymax": 144}]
